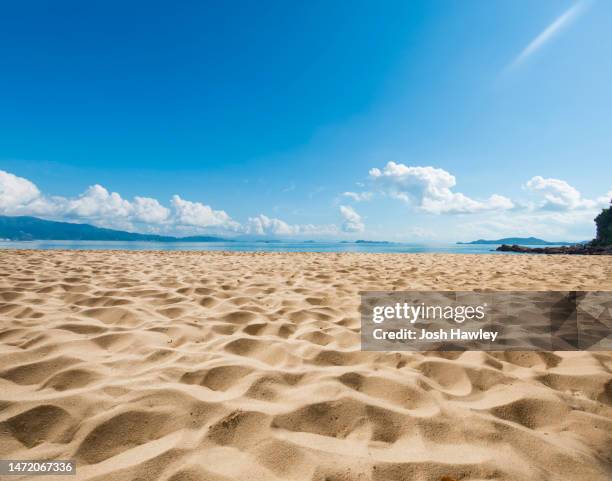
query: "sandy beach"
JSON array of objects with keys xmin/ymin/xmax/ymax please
[{"xmin": 0, "ymin": 250, "xmax": 610, "ymax": 481}]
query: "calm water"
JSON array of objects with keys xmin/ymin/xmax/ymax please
[{"xmin": 0, "ymin": 240, "xmax": 558, "ymax": 254}]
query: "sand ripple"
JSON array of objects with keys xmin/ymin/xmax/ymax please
[{"xmin": 0, "ymin": 250, "xmax": 610, "ymax": 481}]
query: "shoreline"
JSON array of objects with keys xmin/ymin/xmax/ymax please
[{"xmin": 0, "ymin": 247, "xmax": 608, "ymax": 257}]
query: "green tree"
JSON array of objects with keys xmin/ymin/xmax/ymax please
[{"xmin": 594, "ymin": 199, "xmax": 612, "ymax": 246}]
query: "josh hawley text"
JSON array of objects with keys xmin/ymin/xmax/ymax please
[{"xmin": 372, "ymin": 328, "xmax": 498, "ymax": 342}]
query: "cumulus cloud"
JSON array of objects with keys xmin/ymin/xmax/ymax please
[
  {"xmin": 247, "ymin": 214, "xmax": 297, "ymax": 236},
  {"xmin": 369, "ymin": 162, "xmax": 514, "ymax": 214},
  {"xmin": 0, "ymin": 171, "xmax": 68, "ymax": 218},
  {"xmin": 246, "ymin": 214, "xmax": 338, "ymax": 237},
  {"xmin": 0, "ymin": 170, "xmax": 43, "ymax": 213},
  {"xmin": 170, "ymin": 195, "xmax": 239, "ymax": 230},
  {"xmin": 133, "ymin": 196, "xmax": 171, "ymax": 224},
  {"xmin": 42, "ymin": 184, "xmax": 171, "ymax": 230},
  {"xmin": 0, "ymin": 169, "xmax": 239, "ymax": 233},
  {"xmin": 65, "ymin": 185, "xmax": 132, "ymax": 220},
  {"xmin": 0, "ymin": 170, "xmax": 344, "ymax": 237},
  {"xmin": 525, "ymin": 176, "xmax": 609, "ymax": 211},
  {"xmin": 339, "ymin": 205, "xmax": 364, "ymax": 233},
  {"xmin": 342, "ymin": 191, "xmax": 373, "ymax": 202}
]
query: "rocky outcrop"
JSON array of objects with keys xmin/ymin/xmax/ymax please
[{"xmin": 496, "ymin": 243, "xmax": 612, "ymax": 255}]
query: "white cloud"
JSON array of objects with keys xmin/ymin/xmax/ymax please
[
  {"xmin": 369, "ymin": 162, "xmax": 514, "ymax": 214},
  {"xmin": 60, "ymin": 185, "xmax": 171, "ymax": 229},
  {"xmin": 0, "ymin": 169, "xmax": 341, "ymax": 237},
  {"xmin": 133, "ymin": 196, "xmax": 171, "ymax": 224},
  {"xmin": 0, "ymin": 170, "xmax": 239, "ymax": 233},
  {"xmin": 0, "ymin": 170, "xmax": 65, "ymax": 217},
  {"xmin": 170, "ymin": 195, "xmax": 240, "ymax": 230},
  {"xmin": 0, "ymin": 170, "xmax": 42, "ymax": 213},
  {"xmin": 508, "ymin": 1, "xmax": 588, "ymax": 70},
  {"xmin": 66, "ymin": 184, "xmax": 132, "ymax": 220},
  {"xmin": 597, "ymin": 193, "xmax": 612, "ymax": 207},
  {"xmin": 487, "ymin": 194, "xmax": 516, "ymax": 210},
  {"xmin": 247, "ymin": 214, "xmax": 297, "ymax": 236},
  {"xmin": 246, "ymin": 214, "xmax": 338, "ymax": 237},
  {"xmin": 525, "ymin": 176, "xmax": 608, "ymax": 211},
  {"xmin": 339, "ymin": 205, "xmax": 364, "ymax": 233},
  {"xmin": 342, "ymin": 191, "xmax": 373, "ymax": 202}
]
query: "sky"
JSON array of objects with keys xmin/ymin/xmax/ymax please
[{"xmin": 1, "ymin": 0, "xmax": 611, "ymax": 241}]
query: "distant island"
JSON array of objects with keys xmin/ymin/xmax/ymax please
[
  {"xmin": 458, "ymin": 237, "xmax": 574, "ymax": 246},
  {"xmin": 355, "ymin": 240, "xmax": 392, "ymax": 244},
  {"xmin": 0, "ymin": 216, "xmax": 229, "ymax": 242}
]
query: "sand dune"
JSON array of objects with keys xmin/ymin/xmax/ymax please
[{"xmin": 0, "ymin": 250, "xmax": 610, "ymax": 481}]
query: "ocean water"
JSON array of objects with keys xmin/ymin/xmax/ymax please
[{"xmin": 0, "ymin": 240, "xmax": 558, "ymax": 254}]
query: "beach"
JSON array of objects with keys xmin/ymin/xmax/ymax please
[{"xmin": 0, "ymin": 249, "xmax": 610, "ymax": 481}]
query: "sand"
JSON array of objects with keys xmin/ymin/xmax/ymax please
[{"xmin": 0, "ymin": 250, "xmax": 610, "ymax": 481}]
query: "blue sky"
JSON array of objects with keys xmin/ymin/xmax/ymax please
[{"xmin": 1, "ymin": 0, "xmax": 610, "ymax": 240}]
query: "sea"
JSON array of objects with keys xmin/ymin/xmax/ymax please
[{"xmin": 0, "ymin": 240, "xmax": 563, "ymax": 254}]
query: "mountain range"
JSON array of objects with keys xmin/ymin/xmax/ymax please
[
  {"xmin": 457, "ymin": 237, "xmax": 576, "ymax": 246},
  {"xmin": 0, "ymin": 216, "xmax": 229, "ymax": 242}
]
